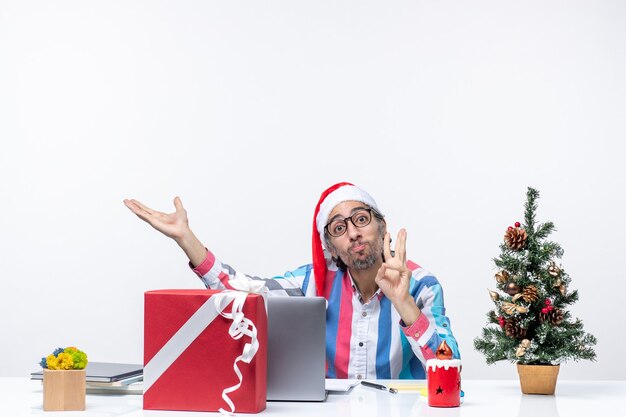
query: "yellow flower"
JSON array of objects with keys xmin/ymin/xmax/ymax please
[
  {"xmin": 47, "ymin": 353, "xmax": 74, "ymax": 370},
  {"xmin": 56, "ymin": 352, "xmax": 74, "ymax": 370},
  {"xmin": 46, "ymin": 354, "xmax": 59, "ymax": 370}
]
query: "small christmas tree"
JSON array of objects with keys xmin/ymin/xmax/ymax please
[{"xmin": 474, "ymin": 187, "xmax": 597, "ymax": 365}]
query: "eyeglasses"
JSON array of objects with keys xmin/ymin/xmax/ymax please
[{"xmin": 325, "ymin": 209, "xmax": 373, "ymax": 237}]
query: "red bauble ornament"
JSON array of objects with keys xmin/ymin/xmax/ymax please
[
  {"xmin": 507, "ymin": 226, "xmax": 513, "ymax": 231},
  {"xmin": 498, "ymin": 316, "xmax": 505, "ymax": 328},
  {"xmin": 515, "ymin": 222, "xmax": 521, "ymax": 227},
  {"xmin": 545, "ymin": 299, "xmax": 552, "ymax": 306}
]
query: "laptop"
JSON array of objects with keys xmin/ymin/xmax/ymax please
[{"xmin": 266, "ymin": 296, "xmax": 327, "ymax": 401}]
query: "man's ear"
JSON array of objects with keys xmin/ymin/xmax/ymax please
[{"xmin": 324, "ymin": 237, "xmax": 337, "ymax": 257}]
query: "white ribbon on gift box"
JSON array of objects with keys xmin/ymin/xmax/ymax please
[{"xmin": 144, "ymin": 273, "xmax": 268, "ymax": 415}]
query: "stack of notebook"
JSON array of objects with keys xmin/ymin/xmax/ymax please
[{"xmin": 31, "ymin": 362, "xmax": 143, "ymax": 394}]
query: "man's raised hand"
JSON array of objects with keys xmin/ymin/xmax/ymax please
[
  {"xmin": 375, "ymin": 228, "xmax": 421, "ymax": 325},
  {"xmin": 375, "ymin": 229, "xmax": 413, "ymax": 305},
  {"xmin": 123, "ymin": 197, "xmax": 190, "ymax": 242}
]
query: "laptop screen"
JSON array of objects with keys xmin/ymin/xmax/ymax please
[{"xmin": 266, "ymin": 296, "xmax": 326, "ymax": 401}]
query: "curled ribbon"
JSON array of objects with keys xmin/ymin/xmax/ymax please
[{"xmin": 215, "ymin": 273, "xmax": 268, "ymax": 415}]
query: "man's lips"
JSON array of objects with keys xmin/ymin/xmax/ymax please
[{"xmin": 350, "ymin": 243, "xmax": 367, "ymax": 252}]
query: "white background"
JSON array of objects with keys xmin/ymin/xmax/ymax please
[{"xmin": 1, "ymin": 0, "xmax": 624, "ymax": 380}]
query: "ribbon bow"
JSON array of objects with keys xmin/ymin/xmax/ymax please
[
  {"xmin": 228, "ymin": 272, "xmax": 268, "ymax": 294},
  {"xmin": 214, "ymin": 273, "xmax": 268, "ymax": 415}
]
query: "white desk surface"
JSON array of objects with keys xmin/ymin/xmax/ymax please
[{"xmin": 4, "ymin": 378, "xmax": 625, "ymax": 417}]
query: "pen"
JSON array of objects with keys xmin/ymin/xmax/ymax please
[{"xmin": 361, "ymin": 381, "xmax": 398, "ymax": 394}]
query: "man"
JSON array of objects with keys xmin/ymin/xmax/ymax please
[{"xmin": 124, "ymin": 182, "xmax": 459, "ymax": 379}]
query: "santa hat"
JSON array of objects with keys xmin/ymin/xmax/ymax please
[{"xmin": 312, "ymin": 182, "xmax": 382, "ymax": 296}]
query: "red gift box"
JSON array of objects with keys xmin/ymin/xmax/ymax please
[{"xmin": 144, "ymin": 289, "xmax": 267, "ymax": 413}]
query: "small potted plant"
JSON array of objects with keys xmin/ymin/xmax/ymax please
[
  {"xmin": 40, "ymin": 347, "xmax": 88, "ymax": 411},
  {"xmin": 474, "ymin": 188, "xmax": 596, "ymax": 394}
]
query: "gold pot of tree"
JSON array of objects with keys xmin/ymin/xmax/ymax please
[{"xmin": 475, "ymin": 188, "xmax": 596, "ymax": 395}]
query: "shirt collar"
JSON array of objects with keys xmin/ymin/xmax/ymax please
[{"xmin": 346, "ymin": 269, "xmax": 382, "ymax": 304}]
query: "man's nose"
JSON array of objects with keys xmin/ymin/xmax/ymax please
[{"xmin": 345, "ymin": 220, "xmax": 362, "ymax": 239}]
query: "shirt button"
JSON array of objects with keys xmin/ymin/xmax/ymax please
[
  {"xmin": 356, "ymin": 374, "xmax": 363, "ymax": 380},
  {"xmin": 362, "ymin": 312, "xmax": 367, "ymax": 317},
  {"xmin": 414, "ymin": 332, "xmax": 420, "ymax": 338},
  {"xmin": 359, "ymin": 342, "xmax": 364, "ymax": 347}
]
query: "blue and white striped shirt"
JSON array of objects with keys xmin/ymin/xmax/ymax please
[{"xmin": 193, "ymin": 250, "xmax": 460, "ymax": 379}]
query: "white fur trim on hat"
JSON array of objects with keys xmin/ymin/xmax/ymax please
[{"xmin": 315, "ymin": 185, "xmax": 380, "ymax": 246}]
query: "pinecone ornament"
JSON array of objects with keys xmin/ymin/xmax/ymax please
[
  {"xmin": 504, "ymin": 318, "xmax": 527, "ymax": 339},
  {"xmin": 520, "ymin": 285, "xmax": 539, "ymax": 303},
  {"xmin": 550, "ymin": 309, "xmax": 564, "ymax": 325},
  {"xmin": 540, "ymin": 308, "xmax": 564, "ymax": 325},
  {"xmin": 504, "ymin": 226, "xmax": 527, "ymax": 250}
]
